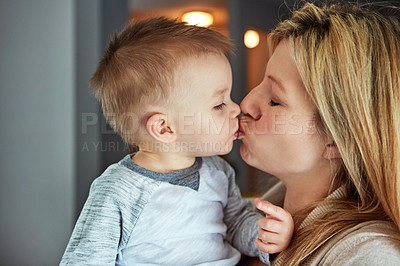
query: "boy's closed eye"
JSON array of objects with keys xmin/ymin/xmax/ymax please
[{"xmin": 214, "ymin": 103, "xmax": 226, "ymax": 110}]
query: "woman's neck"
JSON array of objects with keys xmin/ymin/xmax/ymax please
[
  {"xmin": 132, "ymin": 150, "xmax": 196, "ymax": 173},
  {"xmin": 281, "ymin": 172, "xmax": 333, "ymax": 219}
]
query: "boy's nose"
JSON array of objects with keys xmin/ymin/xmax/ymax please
[{"xmin": 231, "ymin": 102, "xmax": 241, "ymax": 118}]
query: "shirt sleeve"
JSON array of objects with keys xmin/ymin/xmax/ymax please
[
  {"xmin": 60, "ymin": 178, "xmax": 123, "ymax": 265},
  {"xmin": 221, "ymin": 160, "xmax": 270, "ymax": 264}
]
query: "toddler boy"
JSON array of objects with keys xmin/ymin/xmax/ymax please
[{"xmin": 61, "ymin": 17, "xmax": 293, "ymax": 265}]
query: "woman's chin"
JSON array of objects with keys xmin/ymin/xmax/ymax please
[
  {"xmin": 239, "ymin": 143, "xmax": 251, "ymax": 162},
  {"xmin": 240, "ymin": 143, "xmax": 262, "ymax": 170}
]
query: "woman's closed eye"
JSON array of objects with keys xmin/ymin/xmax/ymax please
[
  {"xmin": 214, "ymin": 103, "xmax": 226, "ymax": 110},
  {"xmin": 269, "ymin": 100, "xmax": 280, "ymax": 106}
]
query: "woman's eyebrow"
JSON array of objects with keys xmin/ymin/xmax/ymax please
[{"xmin": 267, "ymin": 75, "xmax": 287, "ymax": 94}]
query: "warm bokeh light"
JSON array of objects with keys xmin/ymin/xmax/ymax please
[
  {"xmin": 244, "ymin": 30, "xmax": 260, "ymax": 49},
  {"xmin": 182, "ymin": 11, "xmax": 214, "ymax": 27}
]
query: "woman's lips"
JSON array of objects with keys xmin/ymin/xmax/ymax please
[
  {"xmin": 235, "ymin": 117, "xmax": 246, "ymax": 139},
  {"xmin": 234, "ymin": 130, "xmax": 242, "ymax": 138}
]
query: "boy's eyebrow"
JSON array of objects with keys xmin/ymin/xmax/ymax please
[
  {"xmin": 213, "ymin": 88, "xmax": 229, "ymax": 96},
  {"xmin": 267, "ymin": 75, "xmax": 286, "ymax": 94}
]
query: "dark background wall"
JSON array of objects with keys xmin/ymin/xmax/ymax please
[{"xmin": 0, "ymin": 1, "xmax": 75, "ymax": 265}]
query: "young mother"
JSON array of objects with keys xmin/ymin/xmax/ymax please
[{"xmin": 239, "ymin": 2, "xmax": 400, "ymax": 265}]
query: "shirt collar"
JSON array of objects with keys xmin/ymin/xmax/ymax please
[{"xmin": 120, "ymin": 153, "xmax": 202, "ymax": 191}]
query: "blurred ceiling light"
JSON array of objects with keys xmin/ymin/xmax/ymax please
[
  {"xmin": 182, "ymin": 11, "xmax": 214, "ymax": 27},
  {"xmin": 244, "ymin": 30, "xmax": 260, "ymax": 49}
]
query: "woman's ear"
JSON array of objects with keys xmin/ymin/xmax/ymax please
[
  {"xmin": 146, "ymin": 113, "xmax": 177, "ymax": 143},
  {"xmin": 323, "ymin": 142, "xmax": 342, "ymax": 159}
]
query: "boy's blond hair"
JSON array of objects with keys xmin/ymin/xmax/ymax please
[{"xmin": 89, "ymin": 17, "xmax": 233, "ymax": 145}]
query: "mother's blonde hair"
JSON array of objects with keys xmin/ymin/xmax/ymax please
[{"xmin": 269, "ymin": 2, "xmax": 400, "ymax": 264}]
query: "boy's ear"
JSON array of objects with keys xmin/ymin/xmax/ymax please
[
  {"xmin": 323, "ymin": 141, "xmax": 342, "ymax": 159},
  {"xmin": 146, "ymin": 113, "xmax": 176, "ymax": 143}
]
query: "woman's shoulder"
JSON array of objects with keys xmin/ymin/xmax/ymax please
[{"xmin": 318, "ymin": 220, "xmax": 400, "ymax": 265}]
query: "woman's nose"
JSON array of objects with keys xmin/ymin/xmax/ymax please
[{"xmin": 240, "ymin": 89, "xmax": 262, "ymax": 120}]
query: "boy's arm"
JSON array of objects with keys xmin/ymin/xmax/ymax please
[
  {"xmin": 222, "ymin": 167, "xmax": 270, "ymax": 263},
  {"xmin": 60, "ymin": 179, "xmax": 123, "ymax": 265}
]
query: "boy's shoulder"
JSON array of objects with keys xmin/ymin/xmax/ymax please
[
  {"xmin": 90, "ymin": 154, "xmax": 160, "ymax": 196},
  {"xmin": 201, "ymin": 155, "xmax": 234, "ymax": 174}
]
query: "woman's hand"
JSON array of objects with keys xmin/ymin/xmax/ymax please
[{"xmin": 254, "ymin": 198, "xmax": 294, "ymax": 254}]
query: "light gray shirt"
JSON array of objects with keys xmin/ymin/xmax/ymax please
[{"xmin": 61, "ymin": 154, "xmax": 268, "ymax": 265}]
